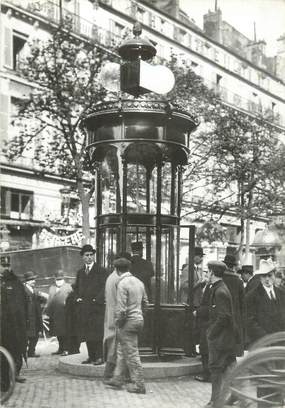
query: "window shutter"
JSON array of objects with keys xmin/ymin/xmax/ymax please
[
  {"xmin": 0, "ymin": 93, "xmax": 10, "ymax": 142},
  {"xmin": 4, "ymin": 26, "xmax": 13, "ymax": 68}
]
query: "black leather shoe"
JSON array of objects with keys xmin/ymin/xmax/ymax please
[
  {"xmin": 52, "ymin": 350, "xmax": 62, "ymax": 355},
  {"xmin": 16, "ymin": 376, "xmax": 26, "ymax": 383},
  {"xmin": 195, "ymin": 375, "xmax": 211, "ymax": 383},
  {"xmin": 81, "ymin": 358, "xmax": 94, "ymax": 364}
]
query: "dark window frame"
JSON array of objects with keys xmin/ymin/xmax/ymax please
[{"xmin": 0, "ymin": 187, "xmax": 33, "ymax": 220}]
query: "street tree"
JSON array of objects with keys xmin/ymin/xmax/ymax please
[
  {"xmin": 3, "ymin": 22, "xmax": 116, "ymax": 243},
  {"xmin": 167, "ymin": 55, "xmax": 285, "ymax": 253}
]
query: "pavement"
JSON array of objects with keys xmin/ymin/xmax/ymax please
[{"xmin": 4, "ymin": 338, "xmax": 212, "ymax": 408}]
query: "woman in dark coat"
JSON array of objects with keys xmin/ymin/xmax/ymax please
[{"xmin": 73, "ymin": 245, "xmax": 108, "ymax": 365}]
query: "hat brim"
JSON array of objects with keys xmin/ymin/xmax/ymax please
[
  {"xmin": 254, "ymin": 267, "xmax": 275, "ymax": 276},
  {"xmin": 25, "ymin": 275, "xmax": 38, "ymax": 281}
]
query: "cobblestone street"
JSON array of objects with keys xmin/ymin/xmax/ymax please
[{"xmin": 4, "ymin": 339, "xmax": 211, "ymax": 408}]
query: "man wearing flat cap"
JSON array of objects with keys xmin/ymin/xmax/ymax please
[
  {"xmin": 1, "ymin": 256, "xmax": 28, "ymax": 387},
  {"xmin": 205, "ymin": 261, "xmax": 237, "ymax": 408},
  {"xmin": 105, "ymin": 254, "xmax": 148, "ymax": 394},
  {"xmin": 130, "ymin": 241, "xmax": 154, "ymax": 302},
  {"xmin": 246, "ymin": 259, "xmax": 285, "ymax": 346},
  {"xmin": 103, "ymin": 252, "xmax": 132, "ymax": 382},
  {"xmin": 73, "ymin": 244, "xmax": 108, "ymax": 365}
]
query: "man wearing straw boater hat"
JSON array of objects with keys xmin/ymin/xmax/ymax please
[{"xmin": 246, "ymin": 259, "xmax": 285, "ymax": 346}]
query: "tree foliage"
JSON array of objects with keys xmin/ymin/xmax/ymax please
[
  {"xmin": 166, "ymin": 54, "xmax": 285, "ymax": 250},
  {"xmin": 3, "ymin": 22, "xmax": 116, "ymax": 242}
]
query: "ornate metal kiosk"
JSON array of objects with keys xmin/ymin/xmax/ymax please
[{"xmin": 83, "ymin": 26, "xmax": 199, "ymax": 356}]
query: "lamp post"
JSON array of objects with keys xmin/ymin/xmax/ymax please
[{"xmin": 60, "ymin": 187, "xmax": 71, "ymax": 224}]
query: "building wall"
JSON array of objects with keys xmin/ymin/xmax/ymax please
[{"xmin": 1, "ymin": 0, "xmax": 284, "ymax": 250}]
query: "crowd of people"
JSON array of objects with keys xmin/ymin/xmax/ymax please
[
  {"xmin": 188, "ymin": 250, "xmax": 285, "ymax": 408},
  {"xmin": 1, "ymin": 244, "xmax": 285, "ymax": 405}
]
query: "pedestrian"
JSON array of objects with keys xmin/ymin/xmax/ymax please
[
  {"xmin": 73, "ymin": 244, "xmax": 108, "ymax": 365},
  {"xmin": 23, "ymin": 271, "xmax": 46, "ymax": 358},
  {"xmin": 222, "ymin": 254, "xmax": 245, "ymax": 357},
  {"xmin": 1, "ymin": 256, "xmax": 28, "ymax": 388},
  {"xmin": 180, "ymin": 246, "xmax": 205, "ymax": 356},
  {"xmin": 103, "ymin": 252, "xmax": 132, "ymax": 382},
  {"xmin": 45, "ymin": 270, "xmax": 72, "ymax": 356},
  {"xmin": 205, "ymin": 261, "xmax": 237, "ymax": 408},
  {"xmin": 237, "ymin": 264, "xmax": 260, "ymax": 293},
  {"xmin": 180, "ymin": 247, "xmax": 205, "ymax": 304},
  {"xmin": 275, "ymin": 270, "xmax": 285, "ymax": 290},
  {"xmin": 104, "ymin": 255, "xmax": 148, "ymax": 394},
  {"xmin": 65, "ymin": 283, "xmax": 81, "ymax": 355},
  {"xmin": 246, "ymin": 259, "xmax": 285, "ymax": 346},
  {"xmin": 194, "ymin": 280, "xmax": 211, "ymax": 383},
  {"xmin": 130, "ymin": 241, "xmax": 154, "ymax": 302}
]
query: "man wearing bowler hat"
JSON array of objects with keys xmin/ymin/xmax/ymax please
[
  {"xmin": 246, "ymin": 259, "xmax": 285, "ymax": 346},
  {"xmin": 23, "ymin": 271, "xmax": 45, "ymax": 358},
  {"xmin": 238, "ymin": 264, "xmax": 259, "ymax": 293},
  {"xmin": 130, "ymin": 241, "xmax": 154, "ymax": 302},
  {"xmin": 205, "ymin": 261, "xmax": 237, "ymax": 408},
  {"xmin": 1, "ymin": 255, "xmax": 28, "ymax": 387},
  {"xmin": 73, "ymin": 244, "xmax": 108, "ymax": 365}
]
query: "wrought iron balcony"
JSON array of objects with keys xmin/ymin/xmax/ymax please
[{"xmin": 3, "ymin": 0, "xmax": 124, "ymax": 49}]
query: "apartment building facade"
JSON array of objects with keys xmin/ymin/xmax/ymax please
[{"xmin": 0, "ymin": 0, "xmax": 284, "ymax": 252}]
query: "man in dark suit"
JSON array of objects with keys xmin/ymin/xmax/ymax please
[
  {"xmin": 246, "ymin": 259, "xmax": 285, "ymax": 346},
  {"xmin": 223, "ymin": 254, "xmax": 245, "ymax": 358},
  {"xmin": 130, "ymin": 241, "xmax": 154, "ymax": 302},
  {"xmin": 238, "ymin": 265, "xmax": 260, "ymax": 293},
  {"xmin": 205, "ymin": 261, "xmax": 237, "ymax": 408},
  {"xmin": 1, "ymin": 256, "xmax": 28, "ymax": 388},
  {"xmin": 194, "ymin": 281, "xmax": 211, "ymax": 382},
  {"xmin": 23, "ymin": 271, "xmax": 45, "ymax": 358},
  {"xmin": 73, "ymin": 244, "xmax": 108, "ymax": 365}
]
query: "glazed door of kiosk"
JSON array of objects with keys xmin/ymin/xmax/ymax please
[{"xmin": 154, "ymin": 225, "xmax": 196, "ymax": 355}]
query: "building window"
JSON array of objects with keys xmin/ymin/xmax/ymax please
[
  {"xmin": 1, "ymin": 187, "xmax": 33, "ymax": 220},
  {"xmin": 13, "ymin": 31, "xmax": 27, "ymax": 70},
  {"xmin": 114, "ymin": 22, "xmax": 124, "ymax": 37},
  {"xmin": 137, "ymin": 6, "xmax": 145, "ymax": 23},
  {"xmin": 216, "ymin": 74, "xmax": 222, "ymax": 85}
]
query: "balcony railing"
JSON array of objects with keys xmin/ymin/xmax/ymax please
[
  {"xmin": 3, "ymin": 0, "xmax": 284, "ymax": 127},
  {"xmin": 204, "ymin": 80, "xmax": 283, "ymax": 126},
  {"xmin": 4, "ymin": 0, "xmax": 124, "ymax": 49}
]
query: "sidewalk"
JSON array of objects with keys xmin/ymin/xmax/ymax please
[{"xmin": 4, "ymin": 339, "xmax": 211, "ymax": 408}]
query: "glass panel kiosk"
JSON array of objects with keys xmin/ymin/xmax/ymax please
[
  {"xmin": 82, "ymin": 23, "xmax": 199, "ymax": 357},
  {"xmin": 83, "ymin": 99, "xmax": 198, "ymax": 356}
]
